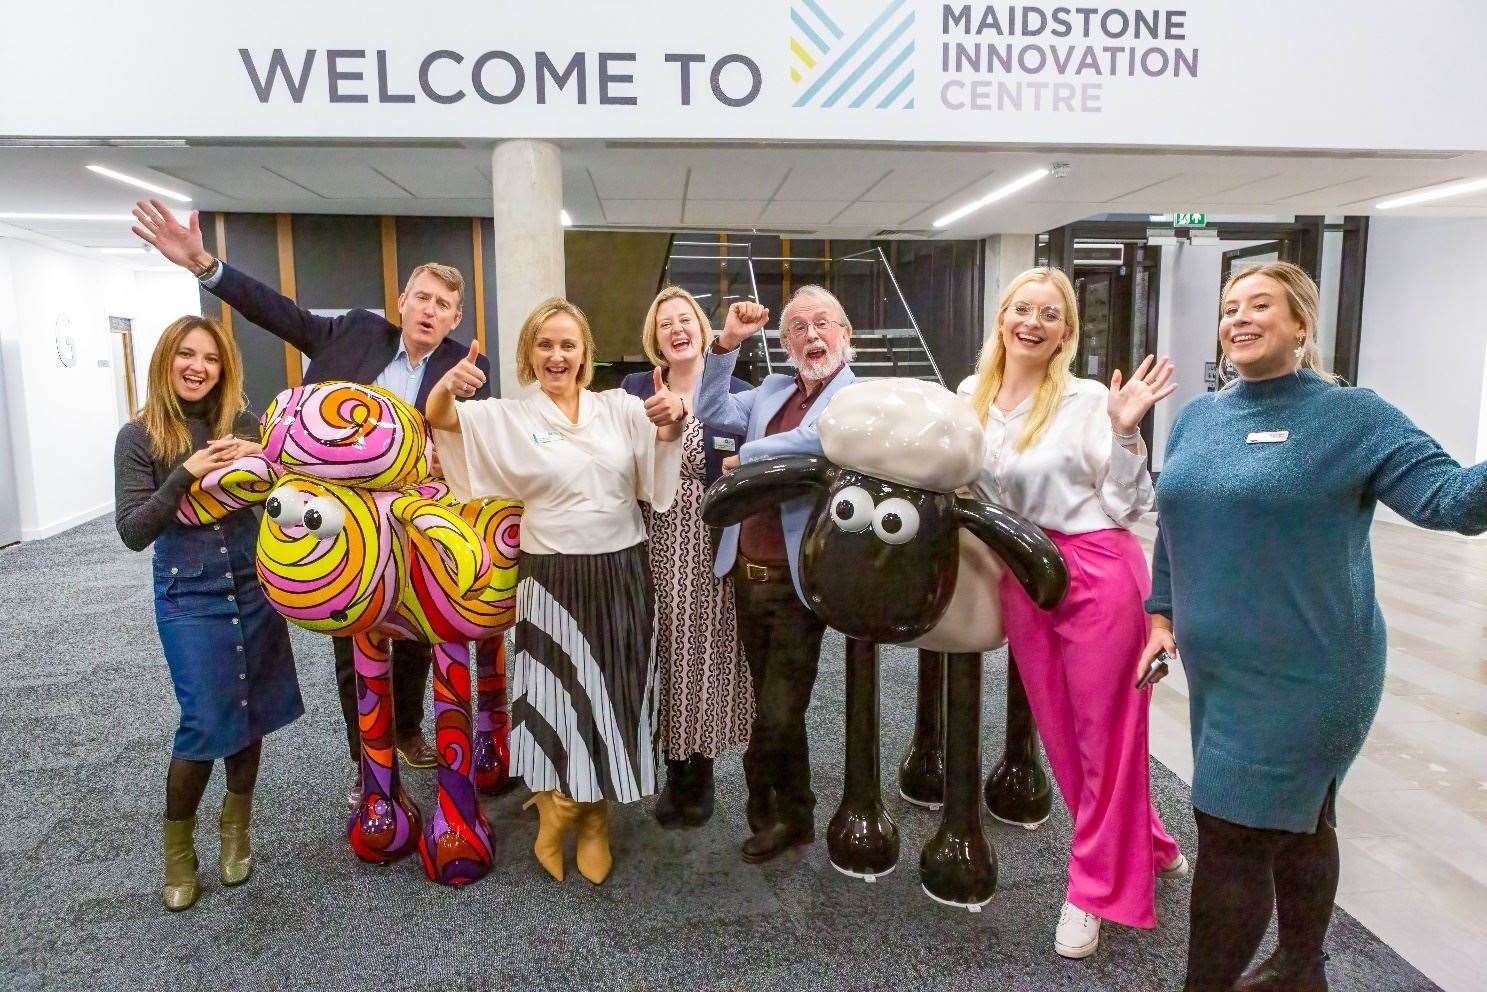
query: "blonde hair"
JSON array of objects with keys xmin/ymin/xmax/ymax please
[
  {"xmin": 967, "ymin": 267, "xmax": 1080, "ymax": 451},
  {"xmin": 642, "ymin": 286, "xmax": 714, "ymax": 368},
  {"xmin": 1218, "ymin": 261, "xmax": 1340, "ymax": 387},
  {"xmin": 514, "ymin": 297, "xmax": 596, "ymax": 389},
  {"xmin": 402, "ymin": 262, "xmax": 464, "ymax": 309},
  {"xmin": 140, "ymin": 315, "xmax": 247, "ymax": 462}
]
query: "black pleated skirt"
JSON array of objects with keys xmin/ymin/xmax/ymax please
[{"xmin": 510, "ymin": 543, "xmax": 658, "ymax": 803}]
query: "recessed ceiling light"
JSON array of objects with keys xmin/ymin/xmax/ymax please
[
  {"xmin": 86, "ymin": 164, "xmax": 192, "ymax": 203},
  {"xmin": 0, "ymin": 212, "xmax": 135, "ymax": 221},
  {"xmin": 560, "ymin": 209, "xmax": 573, "ymax": 227},
  {"xmin": 1376, "ymin": 177, "xmax": 1487, "ymax": 210},
  {"xmin": 933, "ymin": 167, "xmax": 1051, "ymax": 228}
]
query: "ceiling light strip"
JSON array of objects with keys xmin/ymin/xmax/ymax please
[
  {"xmin": 933, "ymin": 167, "xmax": 1050, "ymax": 228},
  {"xmin": 1375, "ymin": 177, "xmax": 1487, "ymax": 210},
  {"xmin": 86, "ymin": 164, "xmax": 192, "ymax": 203}
]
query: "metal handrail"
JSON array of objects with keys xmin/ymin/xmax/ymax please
[{"xmin": 874, "ymin": 246, "xmax": 942, "ymax": 386}]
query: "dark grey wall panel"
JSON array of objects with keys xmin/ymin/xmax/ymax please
[
  {"xmin": 291, "ymin": 214, "xmax": 382, "ymax": 312},
  {"xmin": 480, "ymin": 218, "xmax": 499, "ymax": 392},
  {"xmin": 211, "ymin": 212, "xmax": 289, "ymax": 413},
  {"xmin": 395, "ymin": 216, "xmax": 477, "ymax": 348}
]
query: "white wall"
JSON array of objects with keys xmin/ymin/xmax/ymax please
[
  {"xmin": 0, "ymin": 237, "xmax": 199, "ymax": 540},
  {"xmin": 1358, "ymin": 216, "xmax": 1487, "ymax": 465},
  {"xmin": 1151, "ymin": 240, "xmax": 1268, "ymax": 467}
]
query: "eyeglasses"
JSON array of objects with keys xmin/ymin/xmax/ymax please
[
  {"xmin": 785, "ymin": 316, "xmax": 841, "ymax": 339},
  {"xmin": 1009, "ymin": 301, "xmax": 1064, "ymax": 325}
]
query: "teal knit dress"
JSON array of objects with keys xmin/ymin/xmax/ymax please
[{"xmin": 1147, "ymin": 370, "xmax": 1487, "ymax": 832}]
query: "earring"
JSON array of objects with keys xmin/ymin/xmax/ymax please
[{"xmin": 1294, "ymin": 338, "xmax": 1306, "ymax": 359}]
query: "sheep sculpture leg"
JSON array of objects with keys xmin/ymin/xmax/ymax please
[
  {"xmin": 984, "ymin": 652, "xmax": 1054, "ymax": 830},
  {"xmin": 472, "ymin": 637, "xmax": 513, "ymax": 796},
  {"xmin": 348, "ymin": 632, "xmax": 422, "ymax": 863},
  {"xmin": 828, "ymin": 637, "xmax": 900, "ymax": 880},
  {"xmin": 419, "ymin": 640, "xmax": 495, "ymax": 886},
  {"xmin": 897, "ymin": 650, "xmax": 946, "ymax": 810},
  {"xmin": 920, "ymin": 651, "xmax": 996, "ymax": 909}
]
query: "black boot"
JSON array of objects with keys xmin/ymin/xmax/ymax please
[
  {"xmin": 654, "ymin": 758, "xmax": 688, "ymax": 828},
  {"xmin": 679, "ymin": 754, "xmax": 715, "ymax": 827},
  {"xmin": 1234, "ymin": 950, "xmax": 1329, "ymax": 992}
]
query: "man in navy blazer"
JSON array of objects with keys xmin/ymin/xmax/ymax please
[
  {"xmin": 133, "ymin": 198, "xmax": 493, "ymax": 801},
  {"xmin": 692, "ymin": 287, "xmax": 857, "ymax": 864}
]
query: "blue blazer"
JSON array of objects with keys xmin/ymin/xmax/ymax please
[
  {"xmin": 206, "ymin": 263, "xmax": 493, "ymax": 411},
  {"xmin": 620, "ymin": 369, "xmax": 749, "ymax": 488},
  {"xmin": 692, "ymin": 347, "xmax": 857, "ymax": 603}
]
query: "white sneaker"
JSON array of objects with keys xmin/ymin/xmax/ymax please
[
  {"xmin": 1055, "ymin": 901, "xmax": 1101, "ymax": 959},
  {"xmin": 1159, "ymin": 852, "xmax": 1189, "ymax": 879}
]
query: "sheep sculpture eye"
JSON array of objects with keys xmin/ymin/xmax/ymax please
[
  {"xmin": 873, "ymin": 498, "xmax": 920, "ymax": 545},
  {"xmin": 302, "ymin": 497, "xmax": 346, "ymax": 540},
  {"xmin": 265, "ymin": 485, "xmax": 305, "ymax": 527},
  {"xmin": 831, "ymin": 486, "xmax": 874, "ymax": 533}
]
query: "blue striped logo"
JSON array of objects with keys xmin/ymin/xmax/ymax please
[{"xmin": 790, "ymin": 0, "xmax": 916, "ymax": 110}]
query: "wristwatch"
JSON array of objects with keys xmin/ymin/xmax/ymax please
[{"xmin": 193, "ymin": 256, "xmax": 220, "ymax": 280}]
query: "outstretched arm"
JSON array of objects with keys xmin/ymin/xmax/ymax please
[{"xmin": 132, "ymin": 198, "xmax": 337, "ymax": 356}]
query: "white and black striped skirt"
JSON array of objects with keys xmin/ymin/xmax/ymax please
[{"xmin": 510, "ymin": 543, "xmax": 659, "ymax": 803}]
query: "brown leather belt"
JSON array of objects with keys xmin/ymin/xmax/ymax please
[{"xmin": 734, "ymin": 555, "xmax": 791, "ymax": 584}]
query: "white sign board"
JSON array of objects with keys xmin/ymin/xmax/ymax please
[{"xmin": 2, "ymin": 1, "xmax": 1484, "ymax": 151}]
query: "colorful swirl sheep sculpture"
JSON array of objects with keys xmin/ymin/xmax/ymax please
[{"xmin": 176, "ymin": 382, "xmax": 521, "ymax": 886}]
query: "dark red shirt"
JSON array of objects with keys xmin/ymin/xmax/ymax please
[{"xmin": 738, "ymin": 366, "xmax": 844, "ymax": 564}]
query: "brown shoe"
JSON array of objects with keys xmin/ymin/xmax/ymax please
[
  {"xmin": 396, "ymin": 731, "xmax": 437, "ymax": 769},
  {"xmin": 741, "ymin": 822, "xmax": 812, "ymax": 864}
]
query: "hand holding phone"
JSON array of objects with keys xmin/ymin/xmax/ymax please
[{"xmin": 1136, "ymin": 649, "xmax": 1171, "ymax": 690}]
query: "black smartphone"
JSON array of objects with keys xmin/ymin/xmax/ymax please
[{"xmin": 1136, "ymin": 649, "xmax": 1171, "ymax": 690}]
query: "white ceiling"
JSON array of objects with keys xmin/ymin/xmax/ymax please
[{"xmin": 1, "ymin": 139, "xmax": 1485, "ymax": 259}]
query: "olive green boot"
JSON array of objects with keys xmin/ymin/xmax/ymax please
[
  {"xmin": 161, "ymin": 816, "xmax": 200, "ymax": 911},
  {"xmin": 219, "ymin": 790, "xmax": 254, "ymax": 886}
]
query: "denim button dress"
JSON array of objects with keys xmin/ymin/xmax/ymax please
[{"xmin": 152, "ymin": 508, "xmax": 303, "ymax": 760}]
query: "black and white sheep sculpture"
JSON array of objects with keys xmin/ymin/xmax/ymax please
[{"xmin": 702, "ymin": 378, "xmax": 1069, "ymax": 908}]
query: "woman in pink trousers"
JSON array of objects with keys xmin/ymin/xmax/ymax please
[{"xmin": 959, "ymin": 266, "xmax": 1185, "ymax": 960}]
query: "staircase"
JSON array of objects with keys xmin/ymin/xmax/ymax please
[{"xmin": 746, "ymin": 327, "xmax": 941, "ymax": 383}]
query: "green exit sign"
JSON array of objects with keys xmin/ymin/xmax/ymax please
[{"xmin": 1174, "ymin": 212, "xmax": 1208, "ymax": 227}]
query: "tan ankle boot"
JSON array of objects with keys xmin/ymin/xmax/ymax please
[
  {"xmin": 575, "ymin": 800, "xmax": 613, "ymax": 885},
  {"xmin": 219, "ymin": 790, "xmax": 254, "ymax": 886},
  {"xmin": 522, "ymin": 790, "xmax": 581, "ymax": 882},
  {"xmin": 162, "ymin": 816, "xmax": 200, "ymax": 911}
]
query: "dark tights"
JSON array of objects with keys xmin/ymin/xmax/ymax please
[
  {"xmin": 164, "ymin": 740, "xmax": 263, "ymax": 821},
  {"xmin": 1184, "ymin": 805, "xmax": 1339, "ymax": 991}
]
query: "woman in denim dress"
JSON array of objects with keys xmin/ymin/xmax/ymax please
[{"xmin": 114, "ymin": 315, "xmax": 302, "ymax": 911}]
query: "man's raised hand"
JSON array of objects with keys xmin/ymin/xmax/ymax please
[
  {"xmin": 720, "ymin": 300, "xmax": 770, "ymax": 350},
  {"xmin": 131, "ymin": 199, "xmax": 213, "ymax": 274}
]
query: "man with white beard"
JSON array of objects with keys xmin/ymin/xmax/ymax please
[{"xmin": 692, "ymin": 285, "xmax": 857, "ymax": 864}]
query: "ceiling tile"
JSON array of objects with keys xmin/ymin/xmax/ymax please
[
  {"xmin": 265, "ymin": 163, "xmax": 413, "ymax": 199},
  {"xmin": 601, "ymin": 199, "xmax": 682, "ymax": 225},
  {"xmin": 683, "ymin": 199, "xmax": 768, "ymax": 226},
  {"xmin": 759, "ymin": 200, "xmax": 850, "ymax": 225}
]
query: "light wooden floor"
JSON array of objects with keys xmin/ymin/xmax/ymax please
[{"xmin": 1131, "ymin": 515, "xmax": 1487, "ymax": 992}]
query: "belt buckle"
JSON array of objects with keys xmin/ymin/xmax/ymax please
[{"xmin": 744, "ymin": 562, "xmax": 769, "ymax": 582}]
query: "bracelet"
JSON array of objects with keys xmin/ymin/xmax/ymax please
[{"xmin": 1113, "ymin": 427, "xmax": 1140, "ymax": 443}]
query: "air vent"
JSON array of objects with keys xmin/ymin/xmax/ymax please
[{"xmin": 873, "ymin": 228, "xmax": 937, "ymax": 239}]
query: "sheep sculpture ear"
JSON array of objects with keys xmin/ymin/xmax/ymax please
[
  {"xmin": 700, "ymin": 454, "xmax": 835, "ymax": 528},
  {"xmin": 954, "ymin": 497, "xmax": 1069, "ymax": 610},
  {"xmin": 177, "ymin": 455, "xmax": 281, "ymax": 526}
]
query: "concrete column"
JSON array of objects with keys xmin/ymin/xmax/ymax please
[
  {"xmin": 980, "ymin": 235, "xmax": 1037, "ymax": 348},
  {"xmin": 491, "ymin": 140, "xmax": 565, "ymax": 399}
]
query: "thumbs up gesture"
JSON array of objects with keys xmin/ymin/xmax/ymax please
[
  {"xmin": 437, "ymin": 339, "xmax": 487, "ymax": 400},
  {"xmin": 643, "ymin": 367, "xmax": 687, "ymax": 427}
]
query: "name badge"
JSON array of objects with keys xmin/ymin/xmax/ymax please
[
  {"xmin": 530, "ymin": 430, "xmax": 563, "ymax": 446},
  {"xmin": 1246, "ymin": 430, "xmax": 1290, "ymax": 444},
  {"xmin": 712, "ymin": 436, "xmax": 737, "ymax": 452}
]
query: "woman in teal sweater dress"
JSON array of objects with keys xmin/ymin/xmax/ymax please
[{"xmin": 1140, "ymin": 262, "xmax": 1487, "ymax": 992}]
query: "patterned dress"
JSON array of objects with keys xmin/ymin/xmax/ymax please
[{"xmin": 644, "ymin": 418, "xmax": 753, "ymax": 760}]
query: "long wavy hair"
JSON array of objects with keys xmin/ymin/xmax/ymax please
[
  {"xmin": 966, "ymin": 267, "xmax": 1080, "ymax": 451},
  {"xmin": 139, "ymin": 315, "xmax": 247, "ymax": 461}
]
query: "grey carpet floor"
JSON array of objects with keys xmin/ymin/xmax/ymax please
[{"xmin": 0, "ymin": 517, "xmax": 1439, "ymax": 992}]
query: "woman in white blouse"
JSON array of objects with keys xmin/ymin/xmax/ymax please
[
  {"xmin": 427, "ymin": 297, "xmax": 687, "ymax": 886},
  {"xmin": 959, "ymin": 267, "xmax": 1184, "ymax": 959}
]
